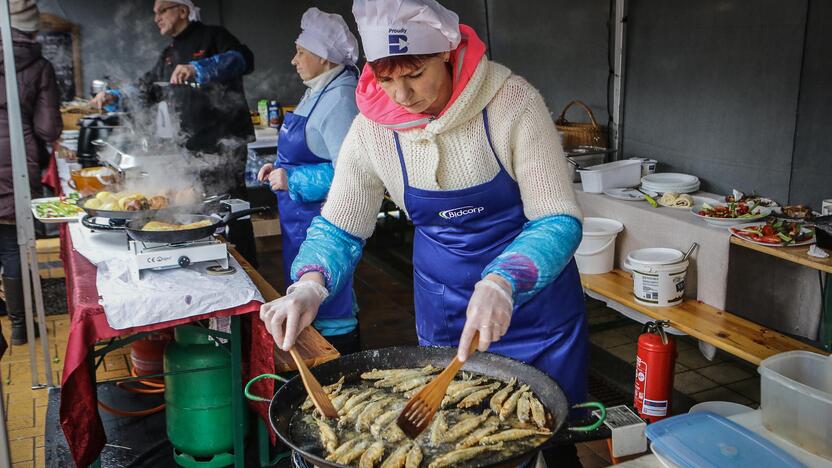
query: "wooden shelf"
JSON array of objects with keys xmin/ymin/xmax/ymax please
[
  {"xmin": 581, "ymin": 269, "xmax": 827, "ymax": 365},
  {"xmin": 730, "ymin": 236, "xmax": 832, "ymax": 274},
  {"xmin": 228, "ymin": 246, "xmax": 340, "ymax": 372}
]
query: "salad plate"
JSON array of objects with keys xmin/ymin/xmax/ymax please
[
  {"xmin": 691, "ymin": 201, "xmax": 771, "ymax": 227},
  {"xmin": 729, "ymin": 220, "xmax": 815, "ymax": 247}
]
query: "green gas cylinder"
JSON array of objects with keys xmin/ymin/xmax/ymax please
[{"xmin": 164, "ymin": 326, "xmax": 248, "ymax": 467}]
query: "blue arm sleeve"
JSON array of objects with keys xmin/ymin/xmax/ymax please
[
  {"xmin": 291, "ymin": 216, "xmax": 365, "ymax": 303},
  {"xmin": 482, "ymin": 215, "xmax": 582, "ymax": 306},
  {"xmin": 285, "ymin": 163, "xmax": 335, "ymax": 203},
  {"xmin": 191, "ymin": 50, "xmax": 247, "ymax": 84}
]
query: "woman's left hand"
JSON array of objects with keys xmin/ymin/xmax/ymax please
[
  {"xmin": 457, "ymin": 274, "xmax": 514, "ymax": 362},
  {"xmin": 268, "ymin": 168, "xmax": 288, "ymax": 191}
]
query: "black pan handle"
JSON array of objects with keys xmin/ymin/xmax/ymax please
[
  {"xmin": 220, "ymin": 206, "xmax": 269, "ymax": 226},
  {"xmin": 245, "ymin": 373, "xmax": 288, "ymax": 402},
  {"xmin": 81, "ymin": 215, "xmax": 123, "ymax": 231}
]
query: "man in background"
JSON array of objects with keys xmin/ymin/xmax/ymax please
[{"xmin": 93, "ymin": 0, "xmax": 258, "ymax": 265}]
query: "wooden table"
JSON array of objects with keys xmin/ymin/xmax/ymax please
[
  {"xmin": 581, "ymin": 270, "xmax": 826, "ymax": 365},
  {"xmin": 229, "ymin": 246, "xmax": 340, "ymax": 372},
  {"xmin": 730, "ymin": 237, "xmax": 832, "ymax": 350}
]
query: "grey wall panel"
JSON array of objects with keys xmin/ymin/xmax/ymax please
[
  {"xmin": 221, "ymin": 0, "xmax": 487, "ymax": 107},
  {"xmin": 790, "ymin": 0, "xmax": 832, "ymax": 208},
  {"xmin": 39, "ymin": 0, "xmax": 221, "ymax": 96},
  {"xmin": 487, "ymin": 1, "xmax": 611, "ymax": 125},
  {"xmin": 622, "ymin": 0, "xmax": 807, "ymax": 201}
]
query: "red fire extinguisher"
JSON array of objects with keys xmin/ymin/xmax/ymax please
[{"xmin": 634, "ymin": 320, "xmax": 677, "ymax": 422}]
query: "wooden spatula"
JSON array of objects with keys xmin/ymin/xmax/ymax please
[
  {"xmin": 396, "ymin": 331, "xmax": 480, "ymax": 439},
  {"xmin": 289, "ymin": 347, "xmax": 338, "ymax": 419}
]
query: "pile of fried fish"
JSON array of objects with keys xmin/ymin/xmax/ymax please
[{"xmin": 293, "ymin": 366, "xmax": 553, "ymax": 468}]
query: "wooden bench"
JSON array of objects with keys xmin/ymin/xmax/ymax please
[{"xmin": 581, "ymin": 269, "xmax": 827, "ymax": 365}]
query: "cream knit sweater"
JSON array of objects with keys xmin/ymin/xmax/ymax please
[{"xmin": 322, "ymin": 57, "xmax": 582, "ymax": 239}]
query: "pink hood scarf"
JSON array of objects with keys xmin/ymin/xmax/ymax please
[{"xmin": 355, "ymin": 24, "xmax": 486, "ymax": 131}]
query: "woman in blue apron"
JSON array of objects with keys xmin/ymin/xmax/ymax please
[
  {"xmin": 260, "ymin": 1, "xmax": 586, "ymax": 464},
  {"xmin": 257, "ymin": 8, "xmax": 360, "ymax": 354}
]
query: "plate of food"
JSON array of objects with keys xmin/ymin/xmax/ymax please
[
  {"xmin": 691, "ymin": 201, "xmax": 771, "ymax": 227},
  {"xmin": 729, "ymin": 219, "xmax": 815, "ymax": 247},
  {"xmin": 658, "ymin": 192, "xmax": 721, "ymax": 209},
  {"xmin": 31, "ymin": 194, "xmax": 84, "ymax": 223},
  {"xmin": 724, "ymin": 190, "xmax": 780, "ymax": 210}
]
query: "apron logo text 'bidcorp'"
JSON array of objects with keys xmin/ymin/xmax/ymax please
[
  {"xmin": 388, "ymin": 29, "xmax": 409, "ymax": 54},
  {"xmin": 438, "ymin": 206, "xmax": 485, "ymax": 219}
]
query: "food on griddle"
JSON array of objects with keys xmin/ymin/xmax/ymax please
[
  {"xmin": 84, "ymin": 191, "xmax": 171, "ymax": 212},
  {"xmin": 141, "ymin": 219, "xmax": 213, "ymax": 232},
  {"xmin": 294, "ymin": 368, "xmax": 553, "ymax": 467},
  {"xmin": 782, "ymin": 204, "xmax": 813, "ymax": 220}
]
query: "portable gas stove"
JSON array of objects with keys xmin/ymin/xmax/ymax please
[{"xmin": 128, "ymin": 237, "xmax": 232, "ymax": 279}]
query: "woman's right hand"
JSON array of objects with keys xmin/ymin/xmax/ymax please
[
  {"xmin": 259, "ymin": 273, "xmax": 328, "ymax": 351},
  {"xmin": 90, "ymin": 91, "xmax": 115, "ymax": 109}
]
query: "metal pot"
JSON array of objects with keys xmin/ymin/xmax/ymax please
[{"xmin": 245, "ymin": 346, "xmax": 605, "ymax": 468}]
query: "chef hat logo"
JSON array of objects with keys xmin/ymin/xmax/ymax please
[{"xmin": 388, "ymin": 33, "xmax": 409, "ymax": 54}]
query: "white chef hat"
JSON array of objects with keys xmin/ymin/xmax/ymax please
[
  {"xmin": 162, "ymin": 0, "xmax": 201, "ymax": 22},
  {"xmin": 353, "ymin": 0, "xmax": 460, "ymax": 62},
  {"xmin": 296, "ymin": 8, "xmax": 359, "ymax": 66}
]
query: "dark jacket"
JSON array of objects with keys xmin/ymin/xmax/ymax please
[
  {"xmin": 0, "ymin": 30, "xmax": 62, "ymax": 221},
  {"xmin": 137, "ymin": 21, "xmax": 255, "ymax": 153}
]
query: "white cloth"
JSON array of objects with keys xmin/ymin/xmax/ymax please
[
  {"xmin": 68, "ymin": 224, "xmax": 263, "ymax": 330},
  {"xmin": 96, "ymin": 255, "xmax": 262, "ymax": 330},
  {"xmin": 353, "ymin": 0, "xmax": 460, "ymax": 61},
  {"xmin": 164, "ymin": 0, "xmax": 201, "ymax": 22},
  {"xmin": 322, "ymin": 58, "xmax": 581, "ymax": 239},
  {"xmin": 296, "ymin": 8, "xmax": 358, "ymax": 66},
  {"xmin": 10, "ymin": 0, "xmax": 39, "ymax": 32}
]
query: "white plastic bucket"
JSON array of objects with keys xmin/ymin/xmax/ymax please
[
  {"xmin": 575, "ymin": 218, "xmax": 624, "ymax": 274},
  {"xmin": 623, "ymin": 248, "xmax": 688, "ymax": 307}
]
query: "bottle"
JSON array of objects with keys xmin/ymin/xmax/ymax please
[
  {"xmin": 267, "ymin": 101, "xmax": 282, "ymax": 128},
  {"xmin": 257, "ymin": 99, "xmax": 269, "ymax": 129}
]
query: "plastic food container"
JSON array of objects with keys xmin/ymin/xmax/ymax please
[
  {"xmin": 646, "ymin": 412, "xmax": 803, "ymax": 468},
  {"xmin": 575, "ymin": 217, "xmax": 624, "ymax": 274},
  {"xmin": 577, "ymin": 159, "xmax": 642, "ymax": 193},
  {"xmin": 758, "ymin": 351, "xmax": 832, "ymax": 459},
  {"xmin": 623, "ymin": 248, "xmax": 688, "ymax": 307}
]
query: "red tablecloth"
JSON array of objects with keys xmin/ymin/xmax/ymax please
[{"xmin": 58, "ymin": 225, "xmax": 275, "ymax": 467}]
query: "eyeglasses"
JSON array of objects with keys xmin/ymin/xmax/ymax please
[{"xmin": 153, "ymin": 4, "xmax": 180, "ymax": 18}]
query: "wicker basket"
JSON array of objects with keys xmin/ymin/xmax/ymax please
[{"xmin": 555, "ymin": 100, "xmax": 608, "ymax": 149}]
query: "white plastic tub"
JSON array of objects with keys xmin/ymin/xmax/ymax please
[
  {"xmin": 578, "ymin": 159, "xmax": 642, "ymax": 193},
  {"xmin": 575, "ymin": 218, "xmax": 624, "ymax": 274},
  {"xmin": 758, "ymin": 351, "xmax": 832, "ymax": 459},
  {"xmin": 623, "ymin": 248, "xmax": 688, "ymax": 307}
]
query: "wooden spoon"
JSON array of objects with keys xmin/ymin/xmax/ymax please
[
  {"xmin": 396, "ymin": 331, "xmax": 480, "ymax": 439},
  {"xmin": 289, "ymin": 347, "xmax": 338, "ymax": 419}
]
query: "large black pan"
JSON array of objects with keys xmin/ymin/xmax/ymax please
[
  {"xmin": 125, "ymin": 207, "xmax": 268, "ymax": 244},
  {"xmin": 245, "ymin": 346, "xmax": 605, "ymax": 468}
]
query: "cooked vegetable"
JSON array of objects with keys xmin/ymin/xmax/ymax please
[{"xmin": 33, "ymin": 196, "xmax": 84, "ymax": 218}]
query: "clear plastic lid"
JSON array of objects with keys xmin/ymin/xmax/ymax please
[{"xmin": 645, "ymin": 412, "xmax": 804, "ymax": 468}]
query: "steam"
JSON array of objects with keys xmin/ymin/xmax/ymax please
[{"xmin": 81, "ymin": 2, "xmax": 251, "ymax": 203}]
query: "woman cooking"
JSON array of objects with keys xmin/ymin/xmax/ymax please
[
  {"xmin": 257, "ymin": 7, "xmax": 362, "ymax": 354},
  {"xmin": 260, "ymin": 0, "xmax": 586, "ymax": 463}
]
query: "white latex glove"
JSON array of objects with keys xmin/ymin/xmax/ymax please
[
  {"xmin": 268, "ymin": 167, "xmax": 288, "ymax": 191},
  {"xmin": 260, "ymin": 280, "xmax": 329, "ymax": 351},
  {"xmin": 457, "ymin": 275, "xmax": 514, "ymax": 362}
]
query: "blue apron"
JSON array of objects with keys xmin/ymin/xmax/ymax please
[
  {"xmin": 394, "ymin": 109, "xmax": 588, "ymax": 405},
  {"xmin": 276, "ymin": 69, "xmax": 353, "ymax": 323}
]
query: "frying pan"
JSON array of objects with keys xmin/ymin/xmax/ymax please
[
  {"xmin": 125, "ymin": 207, "xmax": 268, "ymax": 244},
  {"xmin": 245, "ymin": 346, "xmax": 605, "ymax": 468},
  {"xmin": 77, "ymin": 193, "xmax": 229, "ymax": 221}
]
